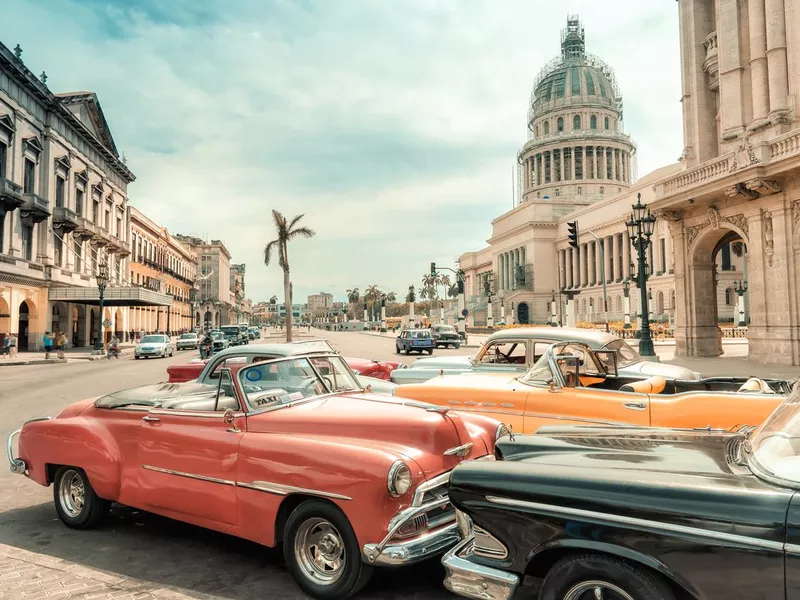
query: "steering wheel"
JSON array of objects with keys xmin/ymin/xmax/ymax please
[{"xmin": 298, "ymin": 378, "xmax": 325, "ymax": 395}]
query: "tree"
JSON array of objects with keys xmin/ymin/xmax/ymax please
[
  {"xmin": 364, "ymin": 284, "xmax": 381, "ymax": 321},
  {"xmin": 385, "ymin": 291, "xmax": 397, "ymax": 303},
  {"xmin": 263, "ymin": 210, "xmax": 315, "ymax": 342},
  {"xmin": 448, "ymin": 283, "xmax": 459, "ymax": 298},
  {"xmin": 269, "ymin": 295, "xmax": 278, "ymax": 304}
]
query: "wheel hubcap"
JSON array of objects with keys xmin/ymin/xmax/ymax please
[
  {"xmin": 294, "ymin": 518, "xmax": 346, "ymax": 586},
  {"xmin": 58, "ymin": 469, "xmax": 86, "ymax": 518},
  {"xmin": 563, "ymin": 581, "xmax": 636, "ymax": 600}
]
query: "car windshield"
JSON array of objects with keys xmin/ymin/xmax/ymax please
[
  {"xmin": 180, "ymin": 333, "xmax": 197, "ymax": 339},
  {"xmin": 221, "ymin": 327, "xmax": 239, "ymax": 335},
  {"xmin": 601, "ymin": 339, "xmax": 641, "ymax": 367},
  {"xmin": 294, "ymin": 340, "xmax": 337, "ymax": 353},
  {"xmin": 141, "ymin": 335, "xmax": 166, "ymax": 344},
  {"xmin": 747, "ymin": 385, "xmax": 800, "ymax": 484},
  {"xmin": 238, "ymin": 355, "xmax": 360, "ymax": 410},
  {"xmin": 519, "ymin": 353, "xmax": 556, "ymax": 386},
  {"xmin": 412, "ymin": 331, "xmax": 431, "ymax": 339}
]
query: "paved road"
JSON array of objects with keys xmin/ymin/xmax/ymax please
[{"xmin": 0, "ymin": 334, "xmax": 485, "ymax": 600}]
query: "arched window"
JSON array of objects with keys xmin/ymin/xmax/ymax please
[
  {"xmin": 616, "ymin": 296, "xmax": 623, "ymax": 312},
  {"xmin": 534, "ymin": 124, "xmax": 539, "ymax": 137},
  {"xmin": 554, "ymin": 189, "xmax": 560, "ymax": 197},
  {"xmin": 577, "ymin": 186, "xmax": 583, "ymax": 195},
  {"xmin": 604, "ymin": 116, "xmax": 609, "ymax": 130},
  {"xmin": 573, "ymin": 115, "xmax": 581, "ymax": 130},
  {"xmin": 590, "ymin": 115, "xmax": 597, "ymax": 130},
  {"xmin": 657, "ymin": 291, "xmax": 665, "ymax": 314},
  {"xmin": 544, "ymin": 121, "xmax": 550, "ymax": 135},
  {"xmin": 599, "ymin": 186, "xmax": 604, "ymax": 194},
  {"xmin": 557, "ymin": 117, "xmax": 564, "ymax": 132},
  {"xmin": 725, "ymin": 288, "xmax": 733, "ymax": 305},
  {"xmin": 537, "ymin": 191, "xmax": 541, "ymax": 198}
]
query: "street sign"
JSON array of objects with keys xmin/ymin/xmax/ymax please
[
  {"xmin": 102, "ymin": 319, "xmax": 112, "ymax": 328},
  {"xmin": 461, "ymin": 309, "xmax": 469, "ymax": 317}
]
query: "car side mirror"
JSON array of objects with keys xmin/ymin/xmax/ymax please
[{"xmin": 594, "ymin": 350, "xmax": 618, "ymax": 376}]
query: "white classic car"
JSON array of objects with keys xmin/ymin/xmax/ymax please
[{"xmin": 134, "ymin": 334, "xmax": 175, "ymax": 359}]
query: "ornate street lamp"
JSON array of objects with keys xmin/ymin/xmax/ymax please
[
  {"xmin": 94, "ymin": 261, "xmax": 109, "ymax": 352},
  {"xmin": 550, "ymin": 289, "xmax": 557, "ymax": 326},
  {"xmin": 622, "ymin": 279, "xmax": 631, "ymax": 329},
  {"xmin": 626, "ymin": 193, "xmax": 657, "ymax": 356},
  {"xmin": 734, "ymin": 280, "xmax": 748, "ymax": 327}
]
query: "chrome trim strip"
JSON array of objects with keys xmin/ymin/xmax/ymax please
[
  {"xmin": 363, "ymin": 522, "xmax": 461, "ymax": 566},
  {"xmin": 526, "ymin": 411, "xmax": 640, "ymax": 428},
  {"xmin": 412, "ymin": 471, "xmax": 450, "ymax": 507},
  {"xmin": 368, "ymin": 498, "xmax": 456, "ymax": 561},
  {"xmin": 444, "ymin": 442, "xmax": 473, "ymax": 457},
  {"xmin": 8, "ymin": 417, "xmax": 52, "ymax": 475},
  {"xmin": 236, "ymin": 480, "xmax": 352, "ymax": 501},
  {"xmin": 147, "ymin": 409, "xmax": 246, "ymax": 418},
  {"xmin": 485, "ymin": 496, "xmax": 785, "ymax": 551},
  {"xmin": 142, "ymin": 464, "xmax": 236, "ymax": 486},
  {"xmin": 443, "ymin": 537, "xmax": 519, "ymax": 600},
  {"xmin": 785, "ymin": 543, "xmax": 800, "ymax": 555}
]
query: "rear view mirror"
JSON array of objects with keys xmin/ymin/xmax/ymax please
[{"xmin": 594, "ymin": 350, "xmax": 618, "ymax": 376}]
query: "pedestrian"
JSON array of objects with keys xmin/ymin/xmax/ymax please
[
  {"xmin": 43, "ymin": 331, "xmax": 54, "ymax": 359},
  {"xmin": 1, "ymin": 334, "xmax": 9, "ymax": 359},
  {"xmin": 107, "ymin": 336, "xmax": 120, "ymax": 359},
  {"xmin": 56, "ymin": 331, "xmax": 68, "ymax": 359},
  {"xmin": 9, "ymin": 333, "xmax": 17, "ymax": 359}
]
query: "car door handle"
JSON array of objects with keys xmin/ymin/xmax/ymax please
[
  {"xmin": 142, "ymin": 415, "xmax": 161, "ymax": 423},
  {"xmin": 624, "ymin": 402, "xmax": 647, "ymax": 411}
]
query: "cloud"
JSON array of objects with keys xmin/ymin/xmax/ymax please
[{"xmin": 5, "ymin": 0, "xmax": 682, "ymax": 302}]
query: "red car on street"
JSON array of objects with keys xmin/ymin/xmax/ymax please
[{"xmin": 167, "ymin": 340, "xmax": 404, "ymax": 383}]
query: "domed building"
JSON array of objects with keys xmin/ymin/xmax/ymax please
[
  {"xmin": 458, "ymin": 16, "xmax": 745, "ymax": 331},
  {"xmin": 520, "ymin": 16, "xmax": 637, "ymax": 206}
]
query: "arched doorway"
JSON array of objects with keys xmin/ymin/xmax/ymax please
[
  {"xmin": 517, "ymin": 302, "xmax": 529, "ymax": 325},
  {"xmin": 18, "ymin": 301, "xmax": 30, "ymax": 352},
  {"xmin": 204, "ymin": 310, "xmax": 212, "ymax": 330},
  {"xmin": 89, "ymin": 308, "xmax": 97, "ymax": 347},
  {"xmin": 114, "ymin": 309, "xmax": 123, "ymax": 341},
  {"xmin": 195, "ymin": 312, "xmax": 201, "ymax": 328},
  {"xmin": 214, "ymin": 312, "xmax": 220, "ymax": 327},
  {"xmin": 71, "ymin": 305, "xmax": 86, "ymax": 347},
  {"xmin": 686, "ymin": 226, "xmax": 748, "ymax": 357},
  {"xmin": 51, "ymin": 302, "xmax": 68, "ymax": 337},
  {"xmin": 104, "ymin": 308, "xmax": 112, "ymax": 344},
  {"xmin": 0, "ymin": 296, "xmax": 10, "ymax": 335}
]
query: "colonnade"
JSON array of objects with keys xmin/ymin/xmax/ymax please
[
  {"xmin": 498, "ymin": 247, "xmax": 527, "ymax": 291},
  {"xmin": 522, "ymin": 146, "xmax": 631, "ymax": 188}
]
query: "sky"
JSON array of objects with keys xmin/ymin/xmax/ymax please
[{"xmin": 5, "ymin": 0, "xmax": 682, "ymax": 303}]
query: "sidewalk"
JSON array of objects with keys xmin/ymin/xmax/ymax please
[{"xmin": 0, "ymin": 345, "xmax": 135, "ymax": 367}]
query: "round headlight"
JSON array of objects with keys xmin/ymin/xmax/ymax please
[
  {"xmin": 387, "ymin": 460, "xmax": 412, "ymax": 497},
  {"xmin": 496, "ymin": 423, "xmax": 510, "ymax": 441}
]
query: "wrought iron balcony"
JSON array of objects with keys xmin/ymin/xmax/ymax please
[
  {"xmin": 0, "ymin": 178, "xmax": 24, "ymax": 213},
  {"xmin": 52, "ymin": 206, "xmax": 80, "ymax": 233},
  {"xmin": 20, "ymin": 193, "xmax": 51, "ymax": 224}
]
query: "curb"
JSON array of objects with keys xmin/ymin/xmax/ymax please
[
  {"xmin": 0, "ymin": 358, "xmax": 67, "ymax": 367},
  {"xmin": 0, "ymin": 541, "xmax": 204, "ymax": 599}
]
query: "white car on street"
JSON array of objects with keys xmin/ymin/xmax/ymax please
[
  {"xmin": 176, "ymin": 332, "xmax": 199, "ymax": 350},
  {"xmin": 134, "ymin": 334, "xmax": 175, "ymax": 359}
]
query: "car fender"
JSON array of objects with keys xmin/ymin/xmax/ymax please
[
  {"xmin": 236, "ymin": 433, "xmax": 423, "ymax": 547},
  {"xmin": 18, "ymin": 417, "xmax": 123, "ymax": 500},
  {"xmin": 528, "ymin": 538, "xmax": 699, "ymax": 598}
]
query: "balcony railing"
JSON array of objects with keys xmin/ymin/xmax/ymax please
[
  {"xmin": 0, "ymin": 178, "xmax": 24, "ymax": 211},
  {"xmin": 52, "ymin": 206, "xmax": 80, "ymax": 232}
]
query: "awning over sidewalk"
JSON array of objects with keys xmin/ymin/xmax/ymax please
[{"xmin": 48, "ymin": 286, "xmax": 173, "ymax": 307}]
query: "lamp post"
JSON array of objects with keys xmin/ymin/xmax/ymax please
[
  {"xmin": 648, "ymin": 288, "xmax": 654, "ymax": 322},
  {"xmin": 550, "ymin": 290, "xmax": 557, "ymax": 326},
  {"xmin": 622, "ymin": 279, "xmax": 631, "ymax": 329},
  {"xmin": 626, "ymin": 193, "xmax": 657, "ymax": 357},
  {"xmin": 94, "ymin": 261, "xmax": 109, "ymax": 352},
  {"xmin": 380, "ymin": 293, "xmax": 387, "ymax": 330},
  {"xmin": 734, "ymin": 280, "xmax": 748, "ymax": 327}
]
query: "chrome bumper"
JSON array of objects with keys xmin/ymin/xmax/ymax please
[
  {"xmin": 443, "ymin": 537, "xmax": 520, "ymax": 600},
  {"xmin": 7, "ymin": 417, "xmax": 51, "ymax": 474},
  {"xmin": 362, "ymin": 522, "xmax": 460, "ymax": 566}
]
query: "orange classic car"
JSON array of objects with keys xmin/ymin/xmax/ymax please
[
  {"xmin": 394, "ymin": 341, "xmax": 792, "ymax": 434},
  {"xmin": 8, "ymin": 352, "xmax": 503, "ymax": 600}
]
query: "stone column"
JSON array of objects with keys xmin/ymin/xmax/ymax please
[
  {"xmin": 623, "ymin": 231, "xmax": 631, "ymax": 278},
  {"xmin": 566, "ymin": 296, "xmax": 576, "ymax": 328},
  {"xmin": 581, "ymin": 146, "xmax": 586, "ymax": 180},
  {"xmin": 605, "ymin": 236, "xmax": 613, "ymax": 283},
  {"xmin": 765, "ymin": 0, "xmax": 790, "ymax": 119},
  {"xmin": 583, "ymin": 243, "xmax": 589, "ymax": 285},
  {"xmin": 594, "ymin": 241, "xmax": 602, "ymax": 284},
  {"xmin": 575, "ymin": 247, "xmax": 581, "ymax": 287},
  {"xmin": 571, "ymin": 146, "xmax": 577, "ymax": 180},
  {"xmin": 560, "ymin": 148, "xmax": 566, "ymax": 181}
]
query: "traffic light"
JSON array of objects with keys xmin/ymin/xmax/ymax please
[
  {"xmin": 430, "ymin": 262, "xmax": 436, "ymax": 276},
  {"xmin": 567, "ymin": 221, "xmax": 579, "ymax": 249}
]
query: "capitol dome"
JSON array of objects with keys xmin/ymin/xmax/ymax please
[{"xmin": 518, "ymin": 16, "xmax": 636, "ymax": 206}]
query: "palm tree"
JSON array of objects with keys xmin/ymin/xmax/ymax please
[
  {"xmin": 264, "ymin": 210, "xmax": 315, "ymax": 342},
  {"xmin": 364, "ymin": 284, "xmax": 380, "ymax": 321},
  {"xmin": 448, "ymin": 283, "xmax": 459, "ymax": 298},
  {"xmin": 385, "ymin": 291, "xmax": 397, "ymax": 303},
  {"xmin": 346, "ymin": 288, "xmax": 360, "ymax": 319}
]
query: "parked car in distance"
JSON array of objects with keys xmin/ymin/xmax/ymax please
[
  {"xmin": 248, "ymin": 326, "xmax": 260, "ymax": 340},
  {"xmin": 208, "ymin": 331, "xmax": 229, "ymax": 354},
  {"xmin": 176, "ymin": 332, "xmax": 199, "ymax": 351},
  {"xmin": 391, "ymin": 327, "xmax": 700, "ymax": 384},
  {"xmin": 395, "ymin": 340, "xmax": 790, "ymax": 434},
  {"xmin": 277, "ymin": 339, "xmax": 406, "ymax": 381},
  {"xmin": 9, "ymin": 353, "xmax": 504, "ymax": 600},
  {"xmin": 431, "ymin": 324, "xmax": 461, "ymax": 349},
  {"xmin": 443, "ymin": 385, "xmax": 800, "ymax": 600},
  {"xmin": 220, "ymin": 325, "xmax": 247, "ymax": 346},
  {"xmin": 166, "ymin": 342, "xmax": 399, "ymax": 395},
  {"xmin": 396, "ymin": 329, "xmax": 435, "ymax": 355},
  {"xmin": 134, "ymin": 334, "xmax": 174, "ymax": 360}
]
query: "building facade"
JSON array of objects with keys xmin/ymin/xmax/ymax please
[
  {"xmin": 0, "ymin": 41, "xmax": 170, "ymax": 350},
  {"xmin": 230, "ymin": 263, "xmax": 247, "ymax": 323},
  {"xmin": 129, "ymin": 207, "xmax": 196, "ymax": 335},
  {"xmin": 174, "ymin": 234, "xmax": 233, "ymax": 330},
  {"xmin": 460, "ymin": 14, "xmax": 753, "ymax": 346},
  {"xmin": 307, "ymin": 292, "xmax": 333, "ymax": 321}
]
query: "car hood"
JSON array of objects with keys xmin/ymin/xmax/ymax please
[
  {"xmin": 451, "ymin": 427, "xmax": 792, "ymax": 545},
  {"xmin": 409, "ymin": 355, "xmax": 473, "ymax": 369},
  {"xmin": 95, "ymin": 382, "xmax": 216, "ymax": 408},
  {"xmin": 621, "ymin": 360, "xmax": 701, "ymax": 379},
  {"xmin": 246, "ymin": 392, "xmax": 494, "ymax": 472}
]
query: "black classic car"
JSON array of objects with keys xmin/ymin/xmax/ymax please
[{"xmin": 443, "ymin": 383, "xmax": 800, "ymax": 600}]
